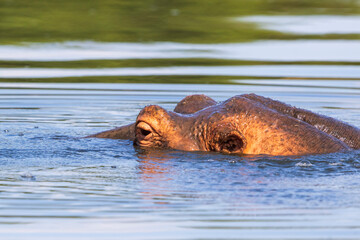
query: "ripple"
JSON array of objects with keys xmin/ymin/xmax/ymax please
[
  {"xmin": 0, "ymin": 40, "xmax": 359, "ymax": 62},
  {"xmin": 238, "ymin": 15, "xmax": 360, "ymax": 35},
  {"xmin": 1, "ymin": 65, "xmax": 360, "ymax": 79},
  {"xmin": 295, "ymin": 160, "xmax": 313, "ymax": 167},
  {"xmin": 1, "ymin": 82, "xmax": 360, "ymax": 240}
]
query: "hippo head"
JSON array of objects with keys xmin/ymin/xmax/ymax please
[
  {"xmin": 90, "ymin": 94, "xmax": 359, "ymax": 156},
  {"xmin": 135, "ymin": 96, "xmax": 246, "ymax": 154}
]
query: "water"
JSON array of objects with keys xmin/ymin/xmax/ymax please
[
  {"xmin": 237, "ymin": 15, "xmax": 360, "ymax": 35},
  {"xmin": 1, "ymin": 82, "xmax": 360, "ymax": 239},
  {"xmin": 1, "ymin": 0, "xmax": 360, "ymax": 239}
]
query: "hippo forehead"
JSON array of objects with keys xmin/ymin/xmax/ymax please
[{"xmin": 194, "ymin": 96, "xmax": 260, "ymax": 120}]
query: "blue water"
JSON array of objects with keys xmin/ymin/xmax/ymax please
[{"xmin": 1, "ymin": 82, "xmax": 360, "ymax": 239}]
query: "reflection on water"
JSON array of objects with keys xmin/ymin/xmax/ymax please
[
  {"xmin": 1, "ymin": 40, "xmax": 360, "ymax": 82},
  {"xmin": 238, "ymin": 15, "xmax": 360, "ymax": 34},
  {"xmin": 1, "ymin": 0, "xmax": 360, "ymax": 44},
  {"xmin": 3, "ymin": 65, "xmax": 360, "ymax": 79},
  {"xmin": 1, "ymin": 40, "xmax": 360, "ymax": 62},
  {"xmin": 0, "ymin": 82, "xmax": 360, "ymax": 239}
]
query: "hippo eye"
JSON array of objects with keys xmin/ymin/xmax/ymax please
[
  {"xmin": 135, "ymin": 121, "xmax": 164, "ymax": 148},
  {"xmin": 140, "ymin": 128, "xmax": 151, "ymax": 137},
  {"xmin": 136, "ymin": 122, "xmax": 153, "ymax": 138}
]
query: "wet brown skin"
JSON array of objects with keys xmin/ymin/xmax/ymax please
[{"xmin": 87, "ymin": 94, "xmax": 360, "ymax": 156}]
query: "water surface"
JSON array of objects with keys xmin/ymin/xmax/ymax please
[
  {"xmin": 237, "ymin": 15, "xmax": 360, "ymax": 35},
  {"xmin": 1, "ymin": 82, "xmax": 360, "ymax": 240}
]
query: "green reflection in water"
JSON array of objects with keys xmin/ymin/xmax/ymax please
[
  {"xmin": 1, "ymin": 0, "xmax": 359, "ymax": 44},
  {"xmin": 2, "ymin": 75, "xmax": 359, "ymax": 84},
  {"xmin": 1, "ymin": 0, "xmax": 359, "ymax": 84},
  {"xmin": 1, "ymin": 59, "xmax": 360, "ymax": 69},
  {"xmin": 0, "ymin": 75, "xmax": 271, "ymax": 84}
]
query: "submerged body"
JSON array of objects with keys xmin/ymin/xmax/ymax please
[{"xmin": 88, "ymin": 94, "xmax": 360, "ymax": 156}]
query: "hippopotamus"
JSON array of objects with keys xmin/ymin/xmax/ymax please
[{"xmin": 88, "ymin": 94, "xmax": 360, "ymax": 156}]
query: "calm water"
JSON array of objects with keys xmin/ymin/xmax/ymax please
[
  {"xmin": 1, "ymin": 82, "xmax": 360, "ymax": 240},
  {"xmin": 1, "ymin": 0, "xmax": 360, "ymax": 239}
]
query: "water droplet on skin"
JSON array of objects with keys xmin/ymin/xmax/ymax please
[
  {"xmin": 295, "ymin": 160, "xmax": 313, "ymax": 167},
  {"xmin": 329, "ymin": 162, "xmax": 343, "ymax": 166}
]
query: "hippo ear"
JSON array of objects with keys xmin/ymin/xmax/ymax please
[
  {"xmin": 174, "ymin": 95, "xmax": 216, "ymax": 114},
  {"xmin": 210, "ymin": 130, "xmax": 246, "ymax": 154}
]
